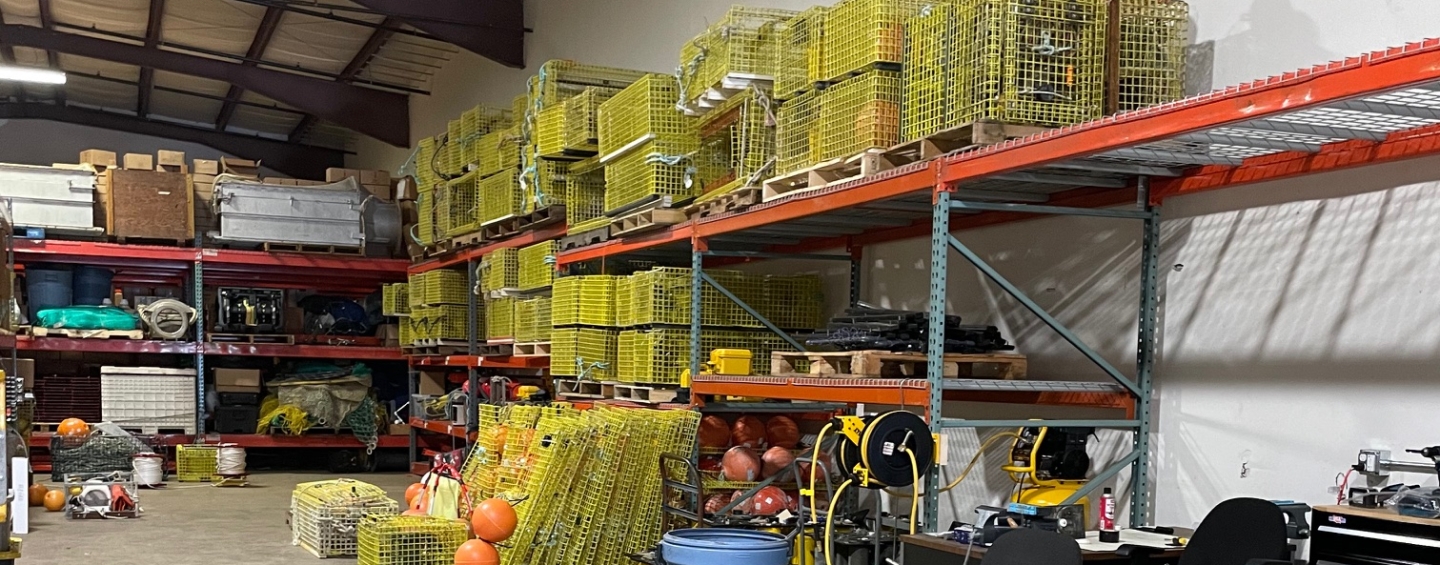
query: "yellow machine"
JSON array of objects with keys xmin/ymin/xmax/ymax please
[
  {"xmin": 679, "ymin": 348, "xmax": 753, "ymax": 386},
  {"xmin": 1002, "ymin": 426, "xmax": 1095, "ymax": 516}
]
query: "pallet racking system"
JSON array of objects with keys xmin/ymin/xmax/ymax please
[
  {"xmin": 12, "ymin": 239, "xmax": 409, "ymax": 448},
  {"xmin": 405, "ymin": 40, "xmax": 1440, "ymax": 530}
]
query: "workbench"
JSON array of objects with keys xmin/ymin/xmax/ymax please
[{"xmin": 901, "ymin": 531, "xmax": 1185, "ymax": 565}]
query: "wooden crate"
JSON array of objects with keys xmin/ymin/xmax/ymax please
[
  {"xmin": 770, "ymin": 350, "xmax": 1027, "ymax": 379},
  {"xmin": 107, "ymin": 169, "xmax": 193, "ymax": 243}
]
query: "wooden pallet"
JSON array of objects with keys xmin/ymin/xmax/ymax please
[
  {"xmin": 24, "ymin": 327, "xmax": 145, "ymax": 340},
  {"xmin": 558, "ymin": 225, "xmax": 611, "ymax": 250},
  {"xmin": 424, "ymin": 239, "xmax": 455, "ymax": 259},
  {"xmin": 514, "ymin": 342, "xmax": 551, "ymax": 357},
  {"xmin": 689, "ymin": 187, "xmax": 761, "ymax": 219},
  {"xmin": 261, "ymin": 242, "xmax": 363, "ymax": 256},
  {"xmin": 480, "ymin": 215, "xmax": 523, "ymax": 240},
  {"xmin": 118, "ymin": 425, "xmax": 196, "ymax": 435},
  {"xmin": 516, "ymin": 205, "xmax": 566, "ymax": 232},
  {"xmin": 610, "ymin": 207, "xmax": 688, "ymax": 237},
  {"xmin": 405, "ymin": 339, "xmax": 468, "ymax": 356},
  {"xmin": 450, "ymin": 230, "xmax": 485, "ymax": 249},
  {"xmin": 885, "ymin": 121, "xmax": 1052, "ymax": 167},
  {"xmin": 762, "ymin": 149, "xmax": 896, "ymax": 202},
  {"xmin": 208, "ymin": 333, "xmax": 296, "ymax": 345},
  {"xmin": 554, "ymin": 379, "xmax": 613, "ymax": 399},
  {"xmin": 770, "ymin": 350, "xmax": 1027, "ymax": 379},
  {"xmin": 478, "ymin": 341, "xmax": 514, "ymax": 356},
  {"xmin": 613, "ymin": 383, "xmax": 681, "ymax": 404}
]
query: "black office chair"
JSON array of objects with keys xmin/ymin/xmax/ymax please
[
  {"xmin": 1122, "ymin": 498, "xmax": 1294, "ymax": 565},
  {"xmin": 982, "ymin": 528, "xmax": 1083, "ymax": 565}
]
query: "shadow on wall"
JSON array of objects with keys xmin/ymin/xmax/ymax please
[{"xmin": 1213, "ymin": 0, "xmax": 1331, "ymax": 85}]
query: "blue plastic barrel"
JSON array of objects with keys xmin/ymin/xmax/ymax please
[
  {"xmin": 661, "ymin": 529, "xmax": 790, "ymax": 565},
  {"xmin": 25, "ymin": 263, "xmax": 72, "ymax": 320},
  {"xmin": 73, "ymin": 265, "xmax": 115, "ymax": 306}
]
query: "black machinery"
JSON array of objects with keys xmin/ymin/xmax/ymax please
[{"xmin": 215, "ymin": 287, "xmax": 284, "ymax": 333}]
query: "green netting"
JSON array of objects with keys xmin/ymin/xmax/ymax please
[{"xmin": 34, "ymin": 306, "xmax": 140, "ymax": 330}]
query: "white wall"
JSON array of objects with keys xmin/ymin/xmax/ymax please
[{"xmin": 353, "ymin": 0, "xmax": 1440, "ymax": 530}]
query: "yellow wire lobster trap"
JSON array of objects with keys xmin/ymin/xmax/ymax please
[
  {"xmin": 481, "ymin": 169, "xmax": 522, "ymax": 226},
  {"xmin": 677, "ymin": 6, "xmax": 797, "ymax": 113},
  {"xmin": 818, "ymin": 69, "xmax": 903, "ymax": 161},
  {"xmin": 552, "ymin": 275, "xmax": 618, "ymax": 327},
  {"xmin": 617, "ymin": 328, "xmax": 790, "ymax": 385},
  {"xmin": 414, "ymin": 184, "xmax": 438, "ymax": 247},
  {"xmin": 485, "ymin": 296, "xmax": 517, "ymax": 340},
  {"xmin": 598, "ymin": 74, "xmax": 697, "ymax": 160},
  {"xmin": 1119, "ymin": 0, "xmax": 1187, "ymax": 112},
  {"xmin": 176, "ymin": 444, "xmax": 218, "ymax": 482},
  {"xmin": 903, "ymin": 2, "xmax": 959, "ymax": 141},
  {"xmin": 291, "ymin": 479, "xmax": 399, "ymax": 558},
  {"xmin": 515, "ymin": 297, "xmax": 553, "ymax": 343},
  {"xmin": 776, "ymin": 89, "xmax": 823, "ymax": 173},
  {"xmin": 382, "ymin": 283, "xmax": 409, "ymax": 316},
  {"xmin": 695, "ymin": 88, "xmax": 777, "ymax": 200},
  {"xmin": 822, "ymin": 0, "xmax": 926, "ymax": 82},
  {"xmin": 564, "ymin": 157, "xmax": 607, "ymax": 231},
  {"xmin": 775, "ymin": 6, "xmax": 829, "ymax": 100},
  {"xmin": 476, "ymin": 129, "xmax": 522, "ymax": 178},
  {"xmin": 953, "ymin": 0, "xmax": 1108, "ymax": 127},
  {"xmin": 518, "ymin": 240, "xmax": 558, "ymax": 291},
  {"xmin": 624, "ymin": 267, "xmax": 761, "ymax": 328},
  {"xmin": 603, "ymin": 140, "xmax": 713, "ymax": 212},
  {"xmin": 551, "ymin": 327, "xmax": 618, "ymax": 378},
  {"xmin": 538, "ymin": 87, "xmax": 617, "ymax": 159},
  {"xmin": 523, "ymin": 160, "xmax": 569, "ymax": 213},
  {"xmin": 410, "ymin": 305, "xmax": 470, "ymax": 341},
  {"xmin": 525, "ymin": 60, "xmax": 648, "ymax": 112},
  {"xmin": 444, "ymin": 169, "xmax": 483, "ymax": 238},
  {"xmin": 479, "ymin": 248, "xmax": 520, "ymax": 294},
  {"xmin": 356, "ymin": 515, "xmax": 468, "ymax": 565},
  {"xmin": 409, "ymin": 269, "xmax": 468, "ymax": 308},
  {"xmin": 398, "ymin": 315, "xmax": 414, "ymax": 346}
]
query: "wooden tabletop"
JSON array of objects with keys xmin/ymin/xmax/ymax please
[
  {"xmin": 1314, "ymin": 504, "xmax": 1440, "ymax": 527},
  {"xmin": 901, "ymin": 533, "xmax": 1185, "ymax": 560}
]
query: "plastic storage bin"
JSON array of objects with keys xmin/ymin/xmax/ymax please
[{"xmin": 99, "ymin": 366, "xmax": 197, "ymax": 434}]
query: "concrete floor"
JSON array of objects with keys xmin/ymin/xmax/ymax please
[{"xmin": 21, "ymin": 472, "xmax": 414, "ymax": 565}]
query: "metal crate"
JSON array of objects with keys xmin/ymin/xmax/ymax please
[
  {"xmin": 485, "ymin": 296, "xmax": 517, "ymax": 340},
  {"xmin": 444, "ymin": 169, "xmax": 483, "ymax": 237},
  {"xmin": 677, "ymin": 7, "xmax": 797, "ymax": 109},
  {"xmin": 515, "ymin": 297, "xmax": 553, "ymax": 343},
  {"xmin": 696, "ymin": 88, "xmax": 777, "ymax": 198},
  {"xmin": 356, "ymin": 515, "xmax": 468, "ymax": 565},
  {"xmin": 525, "ymin": 60, "xmax": 648, "ymax": 111},
  {"xmin": 618, "ymin": 328, "xmax": 788, "ymax": 385},
  {"xmin": 409, "ymin": 269, "xmax": 468, "ymax": 307},
  {"xmin": 536, "ymin": 102, "xmax": 568, "ymax": 158},
  {"xmin": 523, "ymin": 159, "xmax": 569, "ymax": 213},
  {"xmin": 903, "ymin": 2, "xmax": 959, "ymax": 141},
  {"xmin": 823, "ymin": 0, "xmax": 927, "ymax": 81},
  {"xmin": 475, "ymin": 129, "xmax": 519, "ymax": 178},
  {"xmin": 382, "ymin": 283, "xmax": 409, "ymax": 316},
  {"xmin": 481, "ymin": 169, "xmax": 521, "ymax": 226},
  {"xmin": 550, "ymin": 327, "xmax": 618, "ymax": 378},
  {"xmin": 538, "ymin": 87, "xmax": 618, "ymax": 159},
  {"xmin": 291, "ymin": 479, "xmax": 399, "ymax": 558},
  {"xmin": 176, "ymin": 444, "xmax": 218, "ymax": 482},
  {"xmin": 1119, "ymin": 0, "xmax": 1188, "ymax": 112},
  {"xmin": 953, "ymin": 0, "xmax": 1108, "ymax": 127},
  {"xmin": 818, "ymin": 70, "xmax": 903, "ymax": 161},
  {"xmin": 598, "ymin": 74, "xmax": 698, "ymax": 160},
  {"xmin": 603, "ymin": 139, "xmax": 716, "ymax": 212},
  {"xmin": 414, "ymin": 184, "xmax": 437, "ymax": 247},
  {"xmin": 445, "ymin": 118, "xmax": 464, "ymax": 176},
  {"xmin": 565, "ymin": 157, "xmax": 607, "ymax": 230},
  {"xmin": 412, "ymin": 305, "xmax": 469, "ymax": 341},
  {"xmin": 776, "ymin": 89, "xmax": 823, "ymax": 173},
  {"xmin": 552, "ymin": 275, "xmax": 618, "ymax": 327},
  {"xmin": 518, "ymin": 240, "xmax": 558, "ymax": 291},
  {"xmin": 629, "ymin": 267, "xmax": 764, "ymax": 328},
  {"xmin": 480, "ymin": 247, "xmax": 520, "ymax": 293},
  {"xmin": 759, "ymin": 274, "xmax": 825, "ymax": 330},
  {"xmin": 776, "ymin": 6, "xmax": 830, "ymax": 100},
  {"xmin": 398, "ymin": 315, "xmax": 414, "ymax": 346},
  {"xmin": 414, "ymin": 136, "xmax": 441, "ymax": 190}
]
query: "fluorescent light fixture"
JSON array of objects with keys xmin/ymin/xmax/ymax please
[{"xmin": 0, "ymin": 66, "xmax": 65, "ymax": 85}]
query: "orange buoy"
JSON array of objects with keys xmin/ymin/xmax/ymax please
[
  {"xmin": 454, "ymin": 539, "xmax": 500, "ymax": 565},
  {"xmin": 470, "ymin": 498, "xmax": 518, "ymax": 543},
  {"xmin": 27, "ymin": 483, "xmax": 48, "ymax": 507},
  {"xmin": 57, "ymin": 418, "xmax": 88, "ymax": 438},
  {"xmin": 42, "ymin": 490, "xmax": 65, "ymax": 512},
  {"xmin": 405, "ymin": 483, "xmax": 425, "ymax": 506},
  {"xmin": 402, "ymin": 508, "xmax": 424, "ymax": 516}
]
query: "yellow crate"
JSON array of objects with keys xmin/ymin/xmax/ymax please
[
  {"xmin": 291, "ymin": 479, "xmax": 399, "ymax": 558},
  {"xmin": 823, "ymin": 0, "xmax": 926, "ymax": 81},
  {"xmin": 414, "ymin": 184, "xmax": 437, "ymax": 247},
  {"xmin": 696, "ymin": 89, "xmax": 776, "ymax": 199},
  {"xmin": 475, "ymin": 129, "xmax": 521, "ymax": 177},
  {"xmin": 356, "ymin": 515, "xmax": 468, "ymax": 565},
  {"xmin": 445, "ymin": 118, "xmax": 464, "ymax": 175},
  {"xmin": 432, "ymin": 183, "xmax": 453, "ymax": 240},
  {"xmin": 629, "ymin": 267, "xmax": 762, "ymax": 328},
  {"xmin": 614, "ymin": 275, "xmax": 635, "ymax": 327},
  {"xmin": 603, "ymin": 139, "xmax": 715, "ymax": 212},
  {"xmin": 397, "ymin": 315, "xmax": 413, "ymax": 346},
  {"xmin": 176, "ymin": 444, "xmax": 218, "ymax": 482},
  {"xmin": 1119, "ymin": 0, "xmax": 1188, "ymax": 112},
  {"xmin": 678, "ymin": 7, "xmax": 797, "ymax": 108},
  {"xmin": 759, "ymin": 274, "xmax": 825, "ymax": 330},
  {"xmin": 598, "ymin": 74, "xmax": 698, "ymax": 159},
  {"xmin": 902, "ymin": 2, "xmax": 958, "ymax": 141},
  {"xmin": 409, "ymin": 269, "xmax": 468, "ymax": 307},
  {"xmin": 526, "ymin": 60, "xmax": 648, "ymax": 110},
  {"xmin": 512, "ymin": 93, "xmax": 529, "ymax": 120},
  {"xmin": 954, "ymin": 0, "xmax": 1107, "ymax": 127},
  {"xmin": 536, "ymin": 102, "xmax": 567, "ymax": 160},
  {"xmin": 515, "ymin": 297, "xmax": 552, "ymax": 343},
  {"xmin": 617, "ymin": 328, "xmax": 789, "ymax": 385},
  {"xmin": 381, "ymin": 283, "xmax": 409, "ymax": 316},
  {"xmin": 479, "ymin": 247, "xmax": 520, "ymax": 293},
  {"xmin": 485, "ymin": 296, "xmax": 517, "ymax": 340},
  {"xmin": 444, "ymin": 169, "xmax": 483, "ymax": 237},
  {"xmin": 523, "ymin": 159, "xmax": 569, "ymax": 213},
  {"xmin": 411, "ymin": 304, "xmax": 469, "ymax": 341},
  {"xmin": 480, "ymin": 169, "xmax": 522, "ymax": 225},
  {"xmin": 565, "ymin": 157, "xmax": 606, "ymax": 229},
  {"xmin": 818, "ymin": 70, "xmax": 902, "ymax": 161},
  {"xmin": 776, "ymin": 6, "xmax": 829, "ymax": 99},
  {"xmin": 565, "ymin": 87, "xmax": 612, "ymax": 154},
  {"xmin": 518, "ymin": 240, "xmax": 558, "ymax": 291},
  {"xmin": 552, "ymin": 275, "xmax": 618, "ymax": 327},
  {"xmin": 551, "ymin": 327, "xmax": 618, "ymax": 378},
  {"xmin": 776, "ymin": 89, "xmax": 822, "ymax": 173},
  {"xmin": 414, "ymin": 135, "xmax": 440, "ymax": 189}
]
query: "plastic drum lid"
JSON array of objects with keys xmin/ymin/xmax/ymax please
[{"xmin": 662, "ymin": 529, "xmax": 790, "ymax": 565}]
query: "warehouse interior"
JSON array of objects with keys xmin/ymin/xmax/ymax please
[{"xmin": 0, "ymin": 0, "xmax": 1437, "ymax": 564}]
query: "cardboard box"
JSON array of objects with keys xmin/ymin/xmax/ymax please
[
  {"xmin": 326, "ymin": 168, "xmax": 360, "ymax": 183},
  {"xmin": 123, "ymin": 153, "xmax": 154, "ymax": 170},
  {"xmin": 363, "ymin": 184, "xmax": 391, "ymax": 201},
  {"xmin": 1, "ymin": 358, "xmax": 34, "ymax": 390},
  {"xmin": 361, "ymin": 169, "xmax": 391, "ymax": 186},
  {"xmin": 377, "ymin": 323, "xmax": 400, "ymax": 348},
  {"xmin": 193, "ymin": 159, "xmax": 219, "ymax": 175},
  {"xmin": 221, "ymin": 157, "xmax": 259, "ymax": 178},
  {"xmin": 215, "ymin": 368, "xmax": 262, "ymax": 392},
  {"xmin": 192, "ymin": 173, "xmax": 217, "ymax": 185},
  {"xmin": 387, "ymin": 422, "xmax": 410, "ymax": 435},
  {"xmin": 157, "ymin": 150, "xmax": 186, "ymax": 167},
  {"xmin": 418, "ymin": 369, "xmax": 449, "ymax": 395},
  {"xmin": 79, "ymin": 149, "xmax": 117, "ymax": 168}
]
